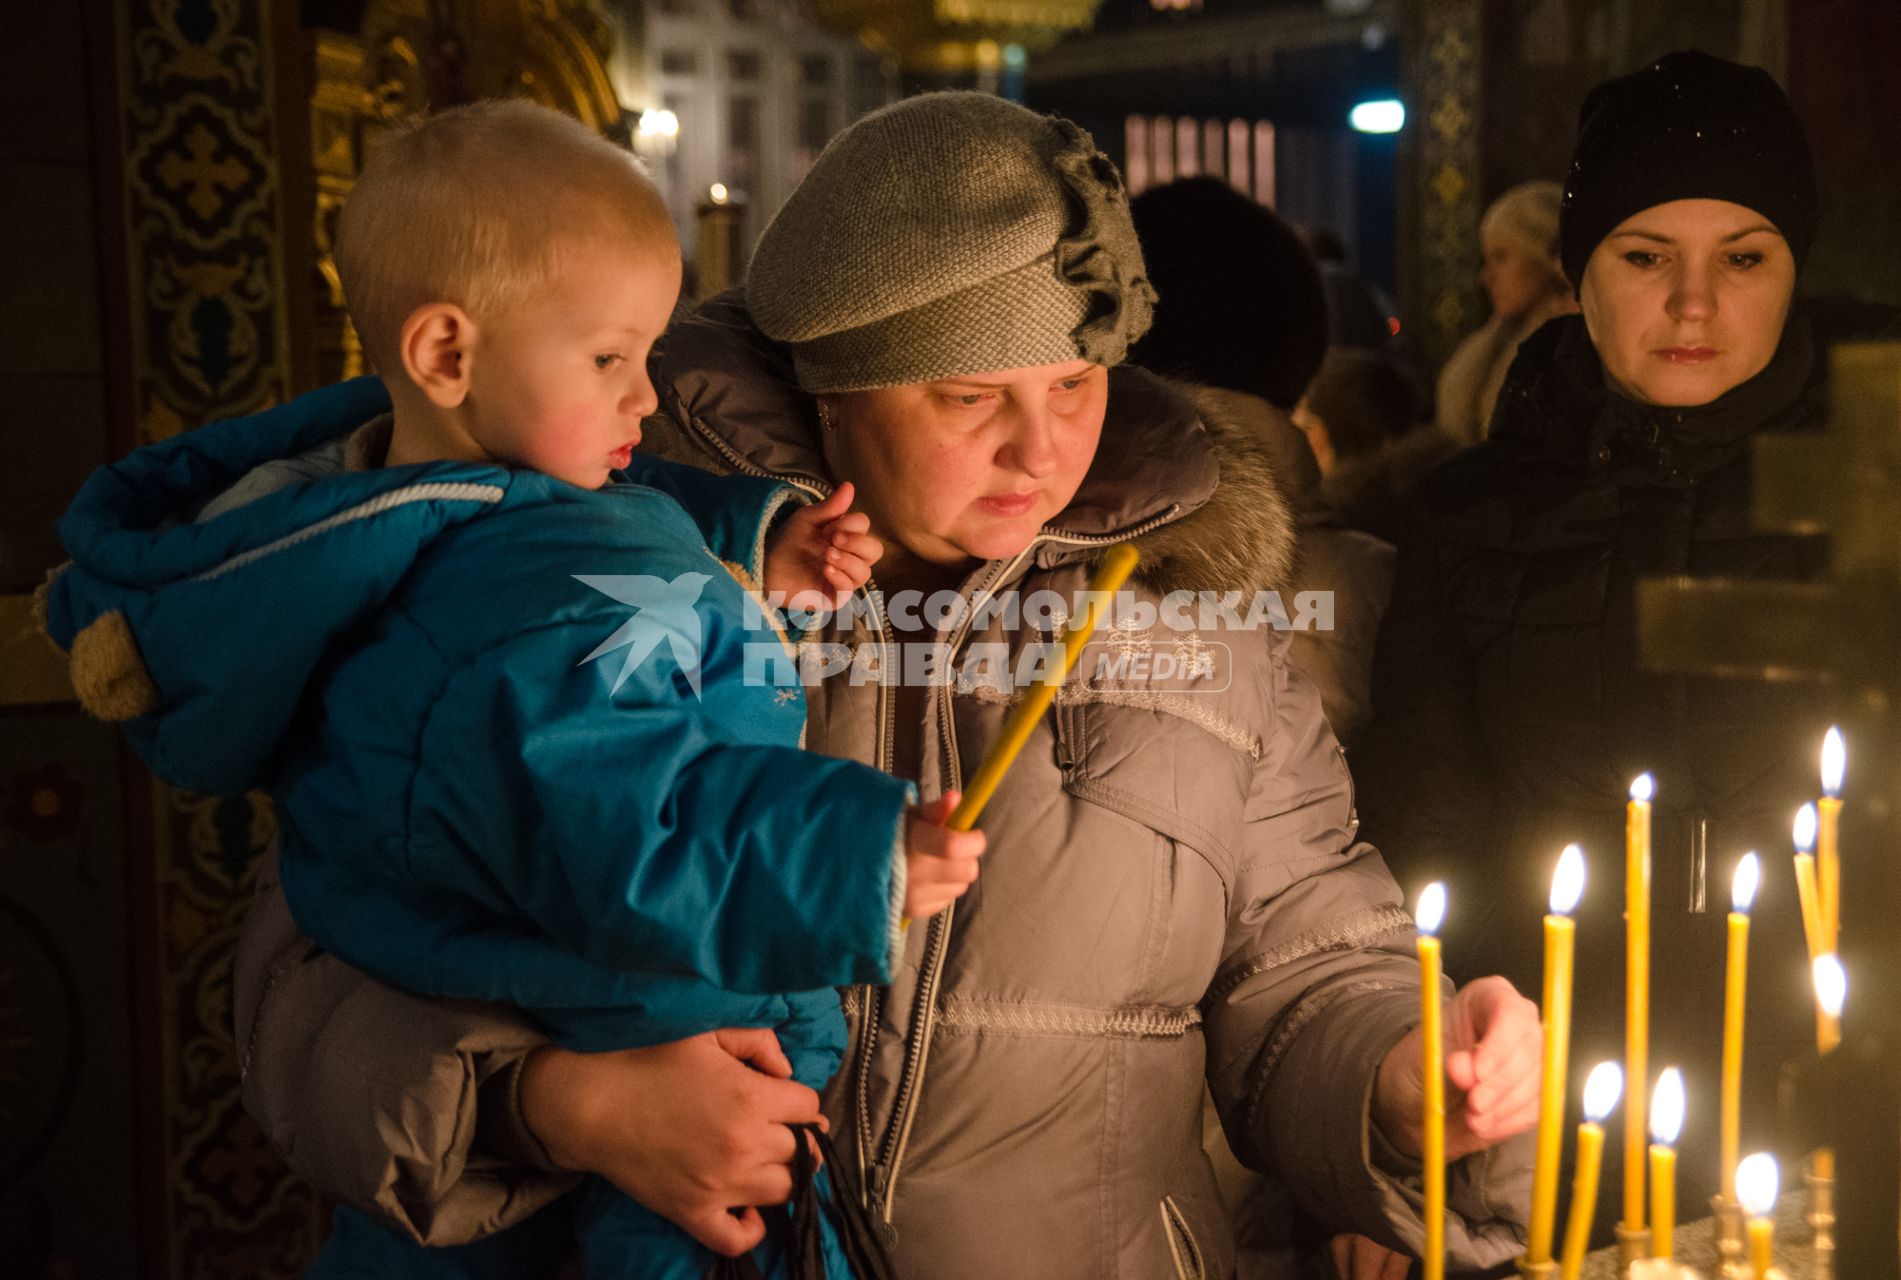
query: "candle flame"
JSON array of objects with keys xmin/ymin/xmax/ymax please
[
  {"xmin": 1821, "ymin": 726, "xmax": 1845, "ymax": 797},
  {"xmin": 1414, "ymin": 881, "xmax": 1446, "ymax": 936},
  {"xmin": 1582, "ymin": 1061, "xmax": 1623, "ymax": 1122},
  {"xmin": 1629, "ymin": 772, "xmax": 1655, "ymax": 803},
  {"xmin": 1649, "ymin": 1067, "xmax": 1685, "ymax": 1145},
  {"xmin": 709, "ymin": 182, "xmax": 730, "ymax": 204},
  {"xmin": 1550, "ymin": 844, "xmax": 1585, "ymax": 915},
  {"xmin": 1813, "ymin": 953, "xmax": 1847, "ymax": 1020},
  {"xmin": 1731, "ymin": 852, "xmax": 1760, "ymax": 914},
  {"xmin": 1736, "ymin": 1152, "xmax": 1779, "ymax": 1217},
  {"xmin": 1793, "ymin": 803, "xmax": 1817, "ymax": 854}
]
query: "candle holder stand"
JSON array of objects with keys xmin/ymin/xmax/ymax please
[
  {"xmin": 1803, "ymin": 1163, "xmax": 1834, "ymax": 1280},
  {"xmin": 1516, "ymin": 1261, "xmax": 1555, "ymax": 1279},
  {"xmin": 1616, "ymin": 1224, "xmax": 1651, "ymax": 1272},
  {"xmin": 1709, "ymin": 1195, "xmax": 1748, "ymax": 1279}
]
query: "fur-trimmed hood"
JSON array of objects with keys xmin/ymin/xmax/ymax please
[{"xmin": 651, "ymin": 291, "xmax": 1296, "ymax": 597}]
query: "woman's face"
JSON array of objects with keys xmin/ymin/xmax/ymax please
[
  {"xmin": 821, "ymin": 359, "xmax": 1108, "ymax": 568},
  {"xmin": 1579, "ymin": 198, "xmax": 1796, "ymax": 407},
  {"xmin": 1480, "ymin": 235, "xmax": 1561, "ymax": 321}
]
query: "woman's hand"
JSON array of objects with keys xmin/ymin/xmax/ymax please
[
  {"xmin": 763, "ymin": 481, "xmax": 883, "ymax": 615},
  {"xmin": 1328, "ymin": 1233, "xmax": 1413, "ymax": 1280},
  {"xmin": 1372, "ymin": 975, "xmax": 1542, "ymax": 1162},
  {"xmin": 519, "ymin": 1029, "xmax": 826, "ymax": 1256}
]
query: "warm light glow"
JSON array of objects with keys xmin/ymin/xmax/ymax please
[
  {"xmin": 1736, "ymin": 1152, "xmax": 1779, "ymax": 1217},
  {"xmin": 1731, "ymin": 852, "xmax": 1760, "ymax": 914},
  {"xmin": 1650, "ymin": 1067, "xmax": 1685, "ymax": 1145},
  {"xmin": 708, "ymin": 182, "xmax": 730, "ymax": 205},
  {"xmin": 636, "ymin": 108, "xmax": 679, "ymax": 141},
  {"xmin": 1348, "ymin": 99, "xmax": 1406, "ymax": 134},
  {"xmin": 1583, "ymin": 1061, "xmax": 1623, "ymax": 1123},
  {"xmin": 1629, "ymin": 773, "xmax": 1655, "ymax": 803},
  {"xmin": 1550, "ymin": 844, "xmax": 1586, "ymax": 915},
  {"xmin": 1821, "ymin": 727, "xmax": 1845, "ymax": 797},
  {"xmin": 1415, "ymin": 881, "xmax": 1446, "ymax": 936},
  {"xmin": 1813, "ymin": 953, "xmax": 1847, "ymax": 1019},
  {"xmin": 1794, "ymin": 802, "xmax": 1817, "ymax": 853}
]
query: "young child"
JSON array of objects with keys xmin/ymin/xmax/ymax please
[{"xmin": 41, "ymin": 100, "xmax": 982, "ymax": 1279}]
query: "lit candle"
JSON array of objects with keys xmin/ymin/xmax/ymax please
[
  {"xmin": 1736, "ymin": 1152, "xmax": 1779, "ymax": 1278},
  {"xmin": 1721, "ymin": 853, "xmax": 1759, "ymax": 1203},
  {"xmin": 1649, "ymin": 1067, "xmax": 1685, "ymax": 1258},
  {"xmin": 1813, "ymin": 952, "xmax": 1845, "ymax": 1053},
  {"xmin": 1818, "ymin": 727, "xmax": 1844, "ymax": 952},
  {"xmin": 1527, "ymin": 844, "xmax": 1585, "ymax": 1266},
  {"xmin": 1792, "ymin": 804, "xmax": 1823, "ymax": 963},
  {"xmin": 1811, "ymin": 953, "xmax": 1846, "ymax": 1182},
  {"xmin": 1559, "ymin": 1062, "xmax": 1624, "ymax": 1280},
  {"xmin": 1624, "ymin": 772, "xmax": 1653, "ymax": 1235},
  {"xmin": 1416, "ymin": 882, "xmax": 1447, "ymax": 1280}
]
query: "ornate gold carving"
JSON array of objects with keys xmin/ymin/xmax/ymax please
[
  {"xmin": 119, "ymin": 0, "xmax": 294, "ymax": 442},
  {"xmin": 1401, "ymin": 0, "xmax": 1483, "ymax": 373},
  {"xmin": 813, "ymin": 0, "xmax": 1103, "ymax": 72},
  {"xmin": 308, "ymin": 1, "xmax": 626, "ymax": 384}
]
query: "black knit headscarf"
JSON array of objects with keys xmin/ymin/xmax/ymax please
[{"xmin": 1559, "ymin": 50, "xmax": 1818, "ymax": 289}]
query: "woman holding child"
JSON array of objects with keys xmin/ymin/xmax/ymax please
[{"xmin": 232, "ymin": 94, "xmax": 1541, "ymax": 1277}]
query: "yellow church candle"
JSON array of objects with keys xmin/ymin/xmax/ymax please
[
  {"xmin": 1649, "ymin": 1067, "xmax": 1685, "ymax": 1258},
  {"xmin": 1736, "ymin": 1152, "xmax": 1779, "ymax": 1278},
  {"xmin": 1811, "ymin": 954, "xmax": 1845, "ymax": 1181},
  {"xmin": 1559, "ymin": 1062, "xmax": 1623, "ymax": 1280},
  {"xmin": 948, "ymin": 543, "xmax": 1138, "ymax": 831},
  {"xmin": 1416, "ymin": 882, "xmax": 1448, "ymax": 1280},
  {"xmin": 1818, "ymin": 727, "xmax": 1844, "ymax": 951},
  {"xmin": 1624, "ymin": 773, "xmax": 1653, "ymax": 1234},
  {"xmin": 1792, "ymin": 804, "xmax": 1822, "ymax": 963},
  {"xmin": 1721, "ymin": 854, "xmax": 1759, "ymax": 1203},
  {"xmin": 899, "ymin": 545, "xmax": 1138, "ymax": 933},
  {"xmin": 1527, "ymin": 844, "xmax": 1585, "ymax": 1266}
]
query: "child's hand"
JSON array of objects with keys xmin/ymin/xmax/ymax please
[
  {"xmin": 763, "ymin": 482, "xmax": 882, "ymax": 617},
  {"xmin": 904, "ymin": 790, "xmax": 986, "ymax": 920}
]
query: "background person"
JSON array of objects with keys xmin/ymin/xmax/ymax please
[{"xmin": 1435, "ymin": 180, "xmax": 1577, "ymax": 444}]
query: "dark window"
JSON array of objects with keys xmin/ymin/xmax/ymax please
[{"xmin": 726, "ymin": 96, "xmax": 759, "ymax": 189}]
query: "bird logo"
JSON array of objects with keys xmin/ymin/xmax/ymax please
[{"xmin": 574, "ymin": 573, "xmax": 712, "ymax": 698}]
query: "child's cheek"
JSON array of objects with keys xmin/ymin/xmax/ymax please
[{"xmin": 537, "ymin": 399, "xmax": 610, "ymax": 460}]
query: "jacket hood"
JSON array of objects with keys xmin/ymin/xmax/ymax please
[
  {"xmin": 656, "ymin": 291, "xmax": 1295, "ymax": 594},
  {"xmin": 1488, "ymin": 312, "xmax": 1822, "ymax": 484},
  {"xmin": 43, "ymin": 378, "xmax": 525, "ymax": 794}
]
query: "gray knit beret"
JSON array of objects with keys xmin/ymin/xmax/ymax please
[{"xmin": 746, "ymin": 92, "xmax": 1157, "ymax": 394}]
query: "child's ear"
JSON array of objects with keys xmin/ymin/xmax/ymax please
[{"xmin": 399, "ymin": 303, "xmax": 476, "ymax": 408}]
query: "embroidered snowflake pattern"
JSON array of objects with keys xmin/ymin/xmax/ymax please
[
  {"xmin": 1172, "ymin": 633, "xmax": 1217, "ymax": 680},
  {"xmin": 1107, "ymin": 614, "xmax": 1153, "ymax": 658}
]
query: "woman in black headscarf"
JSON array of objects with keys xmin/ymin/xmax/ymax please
[{"xmin": 1359, "ymin": 49, "xmax": 1843, "ymax": 1238}]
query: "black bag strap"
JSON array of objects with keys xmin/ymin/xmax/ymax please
[{"xmin": 702, "ymin": 1123, "xmax": 898, "ymax": 1280}]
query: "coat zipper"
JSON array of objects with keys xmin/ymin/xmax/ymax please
[
  {"xmin": 865, "ymin": 546, "xmax": 1036, "ymax": 1223},
  {"xmin": 851, "ymin": 583, "xmax": 897, "ymax": 1204}
]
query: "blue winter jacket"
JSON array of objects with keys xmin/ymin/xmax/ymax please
[{"xmin": 43, "ymin": 378, "xmax": 912, "ymax": 1064}]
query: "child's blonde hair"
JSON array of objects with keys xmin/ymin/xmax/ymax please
[{"xmin": 336, "ymin": 98, "xmax": 674, "ymax": 373}]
